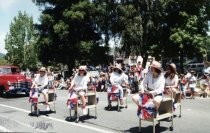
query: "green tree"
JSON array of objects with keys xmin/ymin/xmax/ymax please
[
  {"xmin": 0, "ymin": 58, "xmax": 9, "ymax": 65},
  {"xmin": 164, "ymin": 0, "xmax": 210, "ymax": 71},
  {"xmin": 33, "ymin": 0, "xmax": 109, "ymax": 71},
  {"xmin": 5, "ymin": 11, "xmax": 39, "ymax": 69},
  {"xmin": 113, "ymin": 0, "xmax": 165, "ymax": 66}
]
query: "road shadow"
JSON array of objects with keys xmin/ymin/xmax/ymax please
[
  {"xmin": 104, "ymin": 105, "xmax": 125, "ymax": 111},
  {"xmin": 28, "ymin": 110, "xmax": 55, "ymax": 117},
  {"xmin": 65, "ymin": 115, "xmax": 96, "ymax": 123},
  {"xmin": 125, "ymin": 126, "xmax": 168, "ymax": 133}
]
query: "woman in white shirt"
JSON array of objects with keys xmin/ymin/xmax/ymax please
[
  {"xmin": 106, "ymin": 65, "xmax": 128, "ymax": 109},
  {"xmin": 164, "ymin": 63, "xmax": 179, "ymax": 97},
  {"xmin": 31, "ymin": 67, "xmax": 50, "ymax": 111},
  {"xmin": 68, "ymin": 66, "xmax": 89, "ymax": 115},
  {"xmin": 132, "ymin": 61, "xmax": 165, "ymax": 110}
]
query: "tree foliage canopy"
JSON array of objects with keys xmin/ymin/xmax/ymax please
[
  {"xmin": 33, "ymin": 0, "xmax": 110, "ymax": 71},
  {"xmin": 31, "ymin": 0, "xmax": 210, "ymax": 70},
  {"xmin": 5, "ymin": 11, "xmax": 38, "ymax": 69}
]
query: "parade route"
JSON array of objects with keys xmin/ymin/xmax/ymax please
[{"xmin": 0, "ymin": 90, "xmax": 210, "ymax": 133}]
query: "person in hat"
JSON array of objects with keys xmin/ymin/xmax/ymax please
[
  {"xmin": 68, "ymin": 65, "xmax": 89, "ymax": 115},
  {"xmin": 132, "ymin": 61, "xmax": 165, "ymax": 113},
  {"xmin": 164, "ymin": 63, "xmax": 179, "ymax": 97},
  {"xmin": 186, "ymin": 70, "xmax": 197, "ymax": 99},
  {"xmin": 31, "ymin": 67, "xmax": 50, "ymax": 111},
  {"xmin": 106, "ymin": 64, "xmax": 129, "ymax": 109}
]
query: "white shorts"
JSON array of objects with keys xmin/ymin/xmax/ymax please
[
  {"xmin": 40, "ymin": 89, "xmax": 48, "ymax": 95},
  {"xmin": 132, "ymin": 93, "xmax": 163, "ymax": 105},
  {"xmin": 153, "ymin": 95, "xmax": 163, "ymax": 103}
]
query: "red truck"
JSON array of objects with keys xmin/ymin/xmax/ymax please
[{"xmin": 0, "ymin": 65, "xmax": 32, "ymax": 97}]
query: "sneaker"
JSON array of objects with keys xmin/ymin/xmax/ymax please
[
  {"xmin": 46, "ymin": 106, "xmax": 50, "ymax": 111},
  {"xmin": 82, "ymin": 107, "xmax": 87, "ymax": 115}
]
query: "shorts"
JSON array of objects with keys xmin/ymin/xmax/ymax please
[
  {"xmin": 133, "ymin": 93, "xmax": 163, "ymax": 105},
  {"xmin": 39, "ymin": 88, "xmax": 48, "ymax": 95},
  {"xmin": 153, "ymin": 95, "xmax": 163, "ymax": 103},
  {"xmin": 76, "ymin": 89, "xmax": 86, "ymax": 96}
]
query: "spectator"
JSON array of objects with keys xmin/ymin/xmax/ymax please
[
  {"xmin": 164, "ymin": 63, "xmax": 179, "ymax": 97},
  {"xmin": 187, "ymin": 70, "xmax": 197, "ymax": 99}
]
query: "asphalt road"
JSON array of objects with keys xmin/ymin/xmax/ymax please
[{"xmin": 0, "ymin": 90, "xmax": 210, "ymax": 133}]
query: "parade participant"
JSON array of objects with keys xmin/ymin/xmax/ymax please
[
  {"xmin": 106, "ymin": 64, "xmax": 129, "ymax": 109},
  {"xmin": 31, "ymin": 67, "xmax": 50, "ymax": 111},
  {"xmin": 68, "ymin": 66, "xmax": 89, "ymax": 115},
  {"xmin": 164, "ymin": 63, "xmax": 179, "ymax": 97},
  {"xmin": 132, "ymin": 61, "xmax": 165, "ymax": 113}
]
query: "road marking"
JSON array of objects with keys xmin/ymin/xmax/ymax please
[
  {"xmin": 0, "ymin": 104, "xmax": 115, "ymax": 133},
  {"xmin": 0, "ymin": 115, "xmax": 47, "ymax": 133},
  {"xmin": 0, "ymin": 125, "xmax": 11, "ymax": 132}
]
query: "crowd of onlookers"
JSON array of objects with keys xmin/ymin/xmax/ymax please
[{"xmin": 21, "ymin": 61, "xmax": 210, "ymax": 99}]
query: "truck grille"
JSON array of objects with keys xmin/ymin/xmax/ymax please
[{"xmin": 12, "ymin": 81, "xmax": 32, "ymax": 89}]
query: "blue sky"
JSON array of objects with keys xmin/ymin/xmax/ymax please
[{"xmin": 0, "ymin": 0, "xmax": 41, "ymax": 54}]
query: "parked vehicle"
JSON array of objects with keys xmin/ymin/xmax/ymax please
[
  {"xmin": 0, "ymin": 66, "xmax": 32, "ymax": 97},
  {"xmin": 185, "ymin": 63, "xmax": 204, "ymax": 73}
]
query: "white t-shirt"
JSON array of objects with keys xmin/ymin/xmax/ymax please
[
  {"xmin": 34, "ymin": 74, "xmax": 49, "ymax": 89},
  {"xmin": 72, "ymin": 74, "xmax": 89, "ymax": 91},
  {"xmin": 110, "ymin": 72, "xmax": 128, "ymax": 85},
  {"xmin": 140, "ymin": 71, "xmax": 165, "ymax": 95},
  {"xmin": 165, "ymin": 74, "xmax": 179, "ymax": 87}
]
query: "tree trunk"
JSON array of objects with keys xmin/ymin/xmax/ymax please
[
  {"xmin": 180, "ymin": 50, "xmax": 184, "ymax": 74},
  {"xmin": 142, "ymin": 53, "xmax": 148, "ymax": 68}
]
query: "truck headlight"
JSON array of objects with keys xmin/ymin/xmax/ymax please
[{"xmin": 8, "ymin": 81, "xmax": 11, "ymax": 86}]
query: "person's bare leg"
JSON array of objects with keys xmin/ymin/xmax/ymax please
[
  {"xmin": 43, "ymin": 93, "xmax": 48, "ymax": 104},
  {"xmin": 132, "ymin": 94, "xmax": 140, "ymax": 106},
  {"xmin": 79, "ymin": 92, "xmax": 87, "ymax": 115},
  {"xmin": 80, "ymin": 95, "xmax": 86, "ymax": 107},
  {"xmin": 153, "ymin": 100, "xmax": 160, "ymax": 110},
  {"xmin": 43, "ymin": 93, "xmax": 50, "ymax": 110}
]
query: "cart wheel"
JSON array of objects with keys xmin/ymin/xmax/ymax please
[
  {"xmin": 86, "ymin": 114, "xmax": 90, "ymax": 118},
  {"xmin": 125, "ymin": 105, "xmax": 128, "ymax": 108},
  {"xmin": 118, "ymin": 109, "xmax": 121, "ymax": 112},
  {"xmin": 156, "ymin": 123, "xmax": 160, "ymax": 128},
  {"xmin": 66, "ymin": 117, "xmax": 71, "ymax": 121},
  {"xmin": 94, "ymin": 116, "xmax": 97, "ymax": 119},
  {"xmin": 167, "ymin": 117, "xmax": 172, "ymax": 122},
  {"xmin": 54, "ymin": 111, "xmax": 56, "ymax": 113},
  {"xmin": 169, "ymin": 126, "xmax": 173, "ymax": 131},
  {"xmin": 75, "ymin": 118, "xmax": 79, "ymax": 123},
  {"xmin": 138, "ymin": 129, "xmax": 142, "ymax": 133},
  {"xmin": 179, "ymin": 115, "xmax": 181, "ymax": 118}
]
